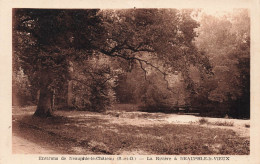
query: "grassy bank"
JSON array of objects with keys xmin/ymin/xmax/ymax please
[{"xmin": 14, "ymin": 108, "xmax": 249, "ymax": 155}]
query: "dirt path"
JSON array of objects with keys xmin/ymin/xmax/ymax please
[
  {"xmin": 164, "ymin": 114, "xmax": 250, "ymax": 138},
  {"xmin": 12, "ymin": 119, "xmax": 95, "ymax": 155},
  {"xmin": 12, "ymin": 132, "xmax": 57, "ymax": 154}
]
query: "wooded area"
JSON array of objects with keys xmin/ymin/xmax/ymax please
[{"xmin": 12, "ymin": 9, "xmax": 250, "ymax": 119}]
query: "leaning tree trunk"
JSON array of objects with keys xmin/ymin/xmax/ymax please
[{"xmin": 34, "ymin": 73, "xmax": 53, "ymax": 117}]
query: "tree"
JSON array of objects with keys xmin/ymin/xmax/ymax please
[
  {"xmin": 13, "ymin": 9, "xmax": 212, "ymax": 117},
  {"xmin": 71, "ymin": 53, "xmax": 118, "ymax": 111},
  {"xmin": 228, "ymin": 9, "xmax": 250, "ymax": 117},
  {"xmin": 13, "ymin": 9, "xmax": 104, "ymax": 117},
  {"xmin": 194, "ymin": 9, "xmax": 250, "ymax": 118},
  {"xmin": 12, "ymin": 67, "xmax": 33, "ymax": 106}
]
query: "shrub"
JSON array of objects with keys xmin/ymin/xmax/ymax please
[
  {"xmin": 198, "ymin": 118, "xmax": 209, "ymax": 124},
  {"xmin": 213, "ymin": 121, "xmax": 234, "ymax": 127}
]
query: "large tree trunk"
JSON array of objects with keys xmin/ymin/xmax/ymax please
[
  {"xmin": 34, "ymin": 86, "xmax": 53, "ymax": 117},
  {"xmin": 34, "ymin": 73, "xmax": 53, "ymax": 117}
]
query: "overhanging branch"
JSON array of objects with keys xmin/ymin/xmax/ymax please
[{"xmin": 99, "ymin": 48, "xmax": 171, "ymax": 90}]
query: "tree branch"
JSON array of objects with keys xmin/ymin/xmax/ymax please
[
  {"xmin": 99, "ymin": 48, "xmax": 171, "ymax": 90},
  {"xmin": 138, "ymin": 60, "xmax": 147, "ymax": 80}
]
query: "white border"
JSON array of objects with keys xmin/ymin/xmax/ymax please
[{"xmin": 0, "ymin": 0, "xmax": 259, "ymax": 163}]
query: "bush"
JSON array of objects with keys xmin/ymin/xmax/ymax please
[{"xmin": 198, "ymin": 118, "xmax": 209, "ymax": 124}]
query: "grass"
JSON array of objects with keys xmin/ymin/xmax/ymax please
[
  {"xmin": 213, "ymin": 121, "xmax": 234, "ymax": 127},
  {"xmin": 198, "ymin": 118, "xmax": 234, "ymax": 127},
  {"xmin": 15, "ymin": 110, "xmax": 250, "ymax": 155}
]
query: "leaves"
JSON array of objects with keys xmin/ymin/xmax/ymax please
[{"xmin": 13, "ymin": 9, "xmax": 215, "ymax": 113}]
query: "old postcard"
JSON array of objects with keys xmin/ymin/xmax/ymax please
[{"xmin": 0, "ymin": 0, "xmax": 260, "ymax": 163}]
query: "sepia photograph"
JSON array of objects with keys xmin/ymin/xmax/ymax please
[{"xmin": 11, "ymin": 7, "xmax": 251, "ymax": 156}]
